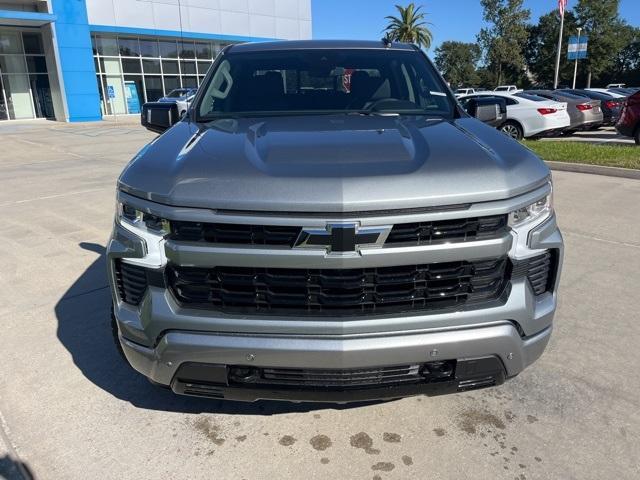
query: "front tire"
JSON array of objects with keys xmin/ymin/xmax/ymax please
[{"xmin": 500, "ymin": 121, "xmax": 524, "ymax": 141}]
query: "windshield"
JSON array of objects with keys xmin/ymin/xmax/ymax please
[{"xmin": 197, "ymin": 49, "xmax": 454, "ymax": 119}]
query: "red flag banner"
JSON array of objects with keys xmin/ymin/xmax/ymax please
[{"xmin": 558, "ymin": 0, "xmax": 568, "ymax": 16}]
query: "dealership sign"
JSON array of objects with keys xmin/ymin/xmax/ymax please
[{"xmin": 568, "ymin": 36, "xmax": 588, "ymax": 60}]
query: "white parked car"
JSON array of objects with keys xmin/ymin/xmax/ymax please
[
  {"xmin": 458, "ymin": 91, "xmax": 570, "ymax": 140},
  {"xmin": 454, "ymin": 88, "xmax": 476, "ymax": 98},
  {"xmin": 158, "ymin": 88, "xmax": 198, "ymax": 116},
  {"xmin": 494, "ymin": 85, "xmax": 519, "ymax": 93},
  {"xmin": 606, "ymin": 83, "xmax": 625, "ymax": 88},
  {"xmin": 585, "ymin": 88, "xmax": 626, "ymax": 99}
]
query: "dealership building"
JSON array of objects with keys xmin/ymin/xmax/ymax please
[{"xmin": 0, "ymin": 0, "xmax": 312, "ymax": 122}]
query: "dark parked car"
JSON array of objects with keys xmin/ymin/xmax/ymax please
[
  {"xmin": 559, "ymin": 89, "xmax": 623, "ymax": 126},
  {"xmin": 616, "ymin": 90, "xmax": 640, "ymax": 145}
]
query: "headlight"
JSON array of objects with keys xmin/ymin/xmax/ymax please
[
  {"xmin": 118, "ymin": 202, "xmax": 171, "ymax": 236},
  {"xmin": 508, "ymin": 184, "xmax": 553, "ymax": 228}
]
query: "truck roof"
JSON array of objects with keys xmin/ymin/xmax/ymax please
[{"xmin": 228, "ymin": 39, "xmax": 417, "ymax": 53}]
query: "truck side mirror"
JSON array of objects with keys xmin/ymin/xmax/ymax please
[
  {"xmin": 465, "ymin": 97, "xmax": 507, "ymax": 125},
  {"xmin": 141, "ymin": 102, "xmax": 179, "ymax": 134}
]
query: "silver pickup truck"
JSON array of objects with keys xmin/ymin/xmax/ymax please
[{"xmin": 108, "ymin": 40, "xmax": 563, "ymax": 403}]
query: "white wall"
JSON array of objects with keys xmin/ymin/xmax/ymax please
[{"xmin": 86, "ymin": 0, "xmax": 312, "ymax": 40}]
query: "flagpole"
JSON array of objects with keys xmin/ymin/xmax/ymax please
[
  {"xmin": 553, "ymin": 6, "xmax": 565, "ymax": 89},
  {"xmin": 572, "ymin": 27, "xmax": 582, "ymax": 89}
]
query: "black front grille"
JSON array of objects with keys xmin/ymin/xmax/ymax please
[
  {"xmin": 167, "ymin": 257, "xmax": 510, "ymax": 316},
  {"xmin": 114, "ymin": 261, "xmax": 148, "ymax": 305},
  {"xmin": 256, "ymin": 365, "xmax": 423, "ymax": 388},
  {"xmin": 168, "ymin": 215, "xmax": 508, "ymax": 248},
  {"xmin": 169, "ymin": 221, "xmax": 301, "ymax": 246},
  {"xmin": 386, "ymin": 215, "xmax": 508, "ymax": 246}
]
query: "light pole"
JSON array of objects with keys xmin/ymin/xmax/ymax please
[{"xmin": 572, "ymin": 27, "xmax": 582, "ymax": 89}]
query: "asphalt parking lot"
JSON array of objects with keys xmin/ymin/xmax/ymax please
[
  {"xmin": 0, "ymin": 120, "xmax": 639, "ymax": 480},
  {"xmin": 540, "ymin": 126, "xmax": 635, "ymax": 145}
]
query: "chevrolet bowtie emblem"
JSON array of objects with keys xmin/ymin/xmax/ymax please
[{"xmin": 294, "ymin": 223, "xmax": 391, "ymax": 253}]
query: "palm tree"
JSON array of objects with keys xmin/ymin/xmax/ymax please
[{"xmin": 384, "ymin": 3, "xmax": 433, "ymax": 50}]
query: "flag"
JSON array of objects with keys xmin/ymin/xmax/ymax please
[{"xmin": 558, "ymin": 0, "xmax": 568, "ymax": 16}]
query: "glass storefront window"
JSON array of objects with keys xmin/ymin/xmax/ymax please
[
  {"xmin": 195, "ymin": 42, "xmax": 211, "ymax": 59},
  {"xmin": 91, "ymin": 33, "xmax": 235, "ymax": 117},
  {"xmin": 123, "ymin": 75, "xmax": 144, "ymax": 112},
  {"xmin": 180, "ymin": 41, "xmax": 195, "ymax": 58},
  {"xmin": 3, "ymin": 74, "xmax": 33, "ymax": 119},
  {"xmin": 142, "ymin": 59, "xmax": 161, "ymax": 74},
  {"xmin": 139, "ymin": 38, "xmax": 159, "ymax": 58},
  {"xmin": 0, "ymin": 55, "xmax": 27, "ymax": 73},
  {"xmin": 0, "ymin": 31, "xmax": 22, "ymax": 54},
  {"xmin": 182, "ymin": 76, "xmax": 197, "ymax": 88},
  {"xmin": 158, "ymin": 40, "xmax": 178, "ymax": 58},
  {"xmin": 121, "ymin": 58, "xmax": 141, "ymax": 74},
  {"xmin": 162, "ymin": 60, "xmax": 178, "ymax": 74},
  {"xmin": 0, "ymin": 76, "xmax": 7, "ymax": 120},
  {"xmin": 22, "ymin": 33, "xmax": 44, "ymax": 54},
  {"xmin": 0, "ymin": 30, "xmax": 50, "ymax": 120},
  {"xmin": 30, "ymin": 74, "xmax": 54, "ymax": 118},
  {"xmin": 163, "ymin": 76, "xmax": 180, "ymax": 94},
  {"xmin": 144, "ymin": 76, "xmax": 163, "ymax": 102},
  {"xmin": 119, "ymin": 37, "xmax": 140, "ymax": 57},
  {"xmin": 26, "ymin": 56, "xmax": 47, "ymax": 73},
  {"xmin": 96, "ymin": 36, "xmax": 118, "ymax": 56},
  {"xmin": 197, "ymin": 61, "xmax": 212, "ymax": 75},
  {"xmin": 181, "ymin": 60, "xmax": 196, "ymax": 75},
  {"xmin": 102, "ymin": 75, "xmax": 126, "ymax": 114}
]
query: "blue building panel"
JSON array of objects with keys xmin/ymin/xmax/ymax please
[{"xmin": 51, "ymin": 0, "xmax": 102, "ymax": 122}]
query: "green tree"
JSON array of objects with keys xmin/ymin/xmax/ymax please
[
  {"xmin": 525, "ymin": 10, "xmax": 578, "ymax": 87},
  {"xmin": 574, "ymin": 0, "xmax": 627, "ymax": 86},
  {"xmin": 434, "ymin": 41, "xmax": 481, "ymax": 87},
  {"xmin": 477, "ymin": 0, "xmax": 531, "ymax": 86},
  {"xmin": 601, "ymin": 25, "xmax": 640, "ymax": 85},
  {"xmin": 384, "ymin": 3, "xmax": 433, "ymax": 50}
]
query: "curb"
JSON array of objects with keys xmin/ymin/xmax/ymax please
[{"xmin": 546, "ymin": 161, "xmax": 640, "ymax": 180}]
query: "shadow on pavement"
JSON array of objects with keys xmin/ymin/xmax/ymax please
[
  {"xmin": 55, "ymin": 243, "xmax": 384, "ymax": 415},
  {"xmin": 0, "ymin": 454, "xmax": 33, "ymax": 480}
]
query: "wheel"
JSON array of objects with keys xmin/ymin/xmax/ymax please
[
  {"xmin": 499, "ymin": 121, "xmax": 523, "ymax": 140},
  {"xmin": 111, "ymin": 304, "xmax": 126, "ymax": 360}
]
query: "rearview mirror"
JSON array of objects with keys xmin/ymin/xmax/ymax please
[
  {"xmin": 141, "ymin": 102, "xmax": 180, "ymax": 134},
  {"xmin": 464, "ymin": 97, "xmax": 507, "ymax": 127}
]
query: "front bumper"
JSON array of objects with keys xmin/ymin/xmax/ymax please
[{"xmin": 119, "ymin": 323, "xmax": 551, "ymax": 402}]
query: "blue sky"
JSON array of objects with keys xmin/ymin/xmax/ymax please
[{"xmin": 312, "ymin": 0, "xmax": 640, "ymax": 53}]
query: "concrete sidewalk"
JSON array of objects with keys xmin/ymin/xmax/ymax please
[{"xmin": 0, "ymin": 122, "xmax": 639, "ymax": 480}]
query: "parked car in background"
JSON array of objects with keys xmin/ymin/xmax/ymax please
[
  {"xmin": 525, "ymin": 90, "xmax": 603, "ymax": 132},
  {"xmin": 586, "ymin": 88, "xmax": 626, "ymax": 99},
  {"xmin": 559, "ymin": 89, "xmax": 623, "ymax": 126},
  {"xmin": 158, "ymin": 88, "xmax": 197, "ymax": 116},
  {"xmin": 458, "ymin": 91, "xmax": 570, "ymax": 140},
  {"xmin": 454, "ymin": 88, "xmax": 476, "ymax": 98},
  {"xmin": 494, "ymin": 85, "xmax": 518, "ymax": 93},
  {"xmin": 616, "ymin": 90, "xmax": 640, "ymax": 145},
  {"xmin": 606, "ymin": 83, "xmax": 625, "ymax": 88}
]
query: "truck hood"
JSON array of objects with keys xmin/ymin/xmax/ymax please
[{"xmin": 119, "ymin": 115, "xmax": 550, "ymax": 212}]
